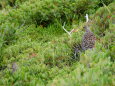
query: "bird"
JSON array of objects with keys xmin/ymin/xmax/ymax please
[{"xmin": 81, "ymin": 25, "xmax": 96, "ymax": 51}]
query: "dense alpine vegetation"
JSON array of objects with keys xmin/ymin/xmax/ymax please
[{"xmin": 0, "ymin": 0, "xmax": 115, "ymax": 86}]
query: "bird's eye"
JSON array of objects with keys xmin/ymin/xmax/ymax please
[{"xmin": 83, "ymin": 26, "xmax": 86, "ymax": 28}]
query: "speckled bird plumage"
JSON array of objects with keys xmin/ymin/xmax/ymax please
[{"xmin": 81, "ymin": 26, "xmax": 96, "ymax": 51}]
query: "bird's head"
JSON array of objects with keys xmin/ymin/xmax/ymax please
[{"xmin": 83, "ymin": 25, "xmax": 90, "ymax": 32}]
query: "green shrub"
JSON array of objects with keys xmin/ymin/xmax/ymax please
[
  {"xmin": 91, "ymin": 2, "xmax": 115, "ymax": 36},
  {"xmin": 100, "ymin": 0, "xmax": 114, "ymax": 5},
  {"xmin": 0, "ymin": 0, "xmax": 105, "ymax": 26},
  {"xmin": 0, "ymin": 0, "xmax": 114, "ymax": 86},
  {"xmin": 48, "ymin": 43, "xmax": 114, "ymax": 86},
  {"xmin": 0, "ymin": 0, "xmax": 29, "ymax": 9}
]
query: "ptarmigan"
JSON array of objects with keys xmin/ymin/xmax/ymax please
[{"xmin": 81, "ymin": 26, "xmax": 96, "ymax": 51}]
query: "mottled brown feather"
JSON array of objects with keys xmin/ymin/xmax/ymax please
[{"xmin": 81, "ymin": 26, "xmax": 96, "ymax": 50}]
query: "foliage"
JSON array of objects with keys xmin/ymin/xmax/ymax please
[
  {"xmin": 0, "ymin": 0, "xmax": 111, "ymax": 26},
  {"xmin": 91, "ymin": 2, "xmax": 115, "ymax": 36},
  {"xmin": 0, "ymin": 0, "xmax": 115, "ymax": 86}
]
